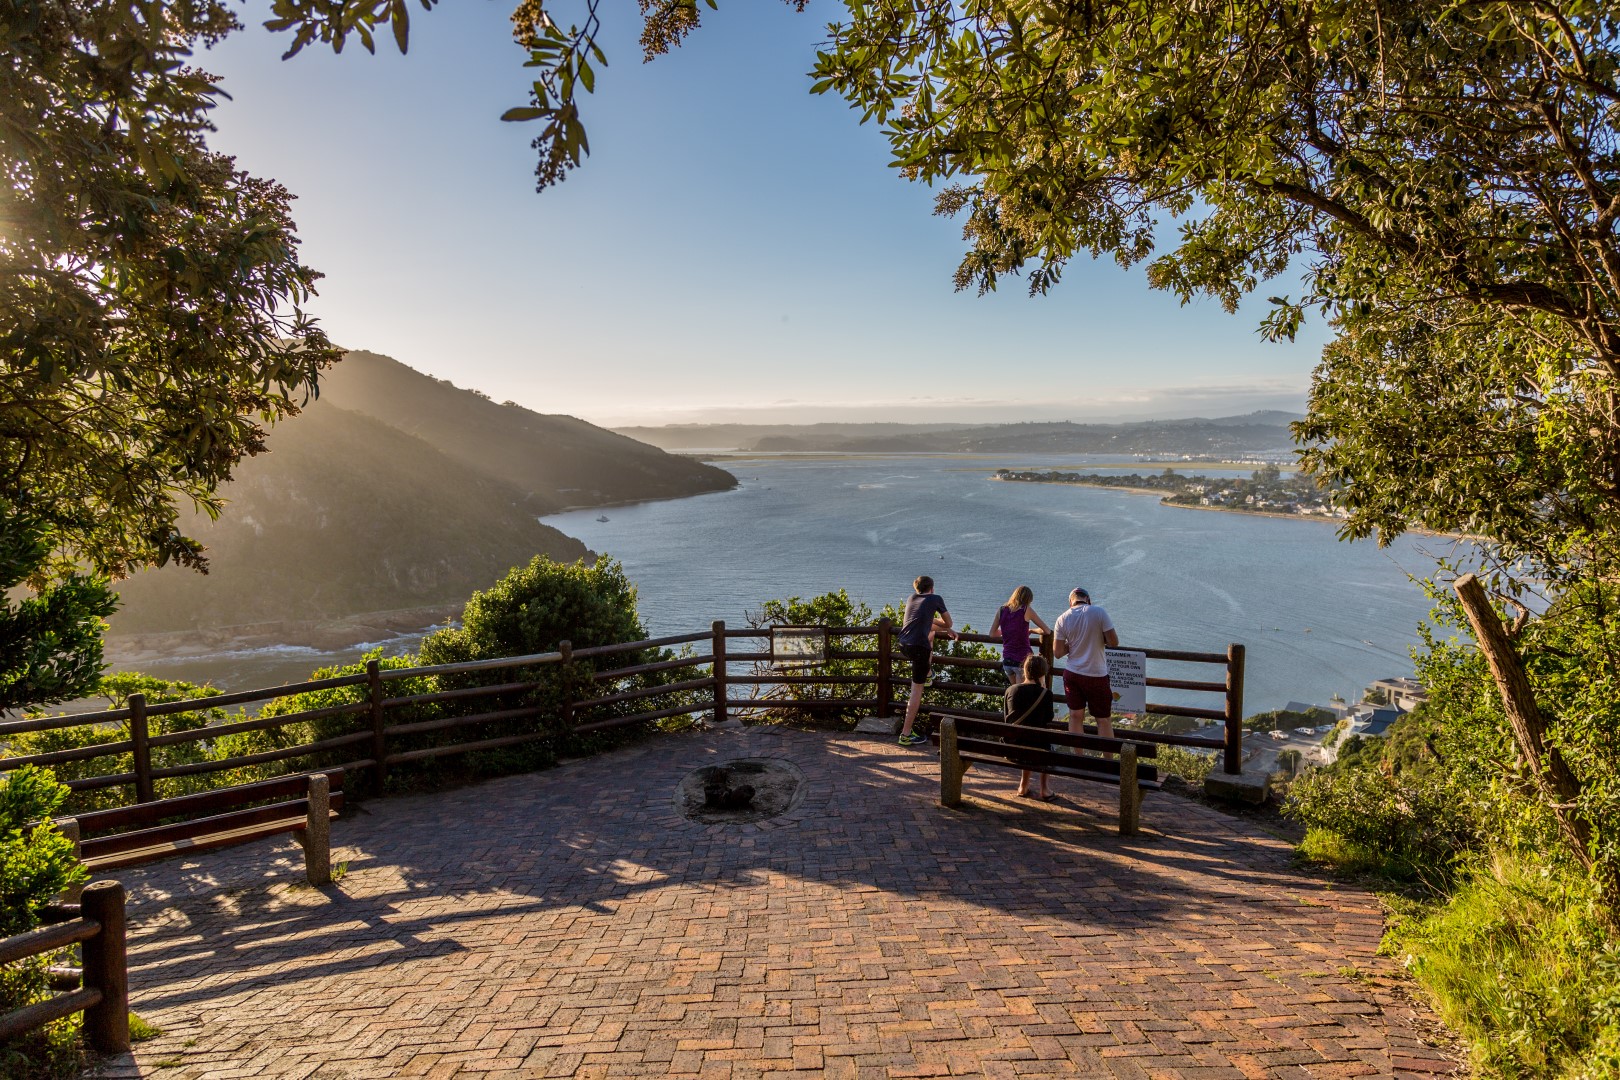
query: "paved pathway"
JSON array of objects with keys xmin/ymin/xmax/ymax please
[{"xmin": 92, "ymin": 727, "xmax": 1458, "ymax": 1079}]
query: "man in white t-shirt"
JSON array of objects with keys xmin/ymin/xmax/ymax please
[{"xmin": 1051, "ymin": 586, "xmax": 1119, "ymax": 738}]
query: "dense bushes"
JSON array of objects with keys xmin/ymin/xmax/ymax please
[
  {"xmin": 1286, "ymin": 589, "xmax": 1620, "ymax": 1077},
  {"xmin": 0, "ymin": 767, "xmax": 89, "ymax": 1079}
]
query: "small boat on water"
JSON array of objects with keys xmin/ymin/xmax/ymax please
[{"xmin": 596, "ymin": 515, "xmax": 610, "ymax": 522}]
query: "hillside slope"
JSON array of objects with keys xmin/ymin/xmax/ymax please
[
  {"xmin": 319, "ymin": 351, "xmax": 736, "ymax": 511},
  {"xmin": 109, "ymin": 404, "xmax": 590, "ymax": 634}
]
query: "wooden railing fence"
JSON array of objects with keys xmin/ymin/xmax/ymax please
[
  {"xmin": 0, "ymin": 621, "xmax": 1246, "ymax": 806},
  {"xmin": 0, "ymin": 881, "xmax": 130, "ymax": 1054}
]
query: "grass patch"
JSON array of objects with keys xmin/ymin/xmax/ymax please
[
  {"xmin": 128, "ymin": 1012, "xmax": 164, "ymax": 1042},
  {"xmin": 1296, "ymin": 826, "xmax": 1415, "ymax": 881},
  {"xmin": 1384, "ymin": 853, "xmax": 1620, "ymax": 1079}
]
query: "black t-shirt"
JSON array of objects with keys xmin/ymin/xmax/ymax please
[
  {"xmin": 898, "ymin": 592, "xmax": 947, "ymax": 647},
  {"xmin": 1003, "ymin": 682, "xmax": 1054, "ymax": 727}
]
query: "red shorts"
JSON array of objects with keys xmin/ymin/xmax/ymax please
[{"xmin": 1062, "ymin": 672, "xmax": 1113, "ymax": 719}]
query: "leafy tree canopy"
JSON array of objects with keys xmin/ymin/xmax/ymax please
[
  {"xmin": 3, "ymin": 0, "xmax": 341, "ymax": 577},
  {"xmin": 0, "ymin": 501, "xmax": 116, "ymax": 715}
]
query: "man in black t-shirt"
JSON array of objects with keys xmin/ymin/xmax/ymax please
[{"xmin": 897, "ymin": 575, "xmax": 955, "ymax": 746}]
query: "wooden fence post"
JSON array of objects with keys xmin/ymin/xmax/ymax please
[
  {"xmin": 58, "ymin": 819, "xmax": 83, "ymax": 903},
  {"xmin": 1224, "ymin": 643, "xmax": 1246, "ymax": 775},
  {"xmin": 80, "ymin": 880, "xmax": 129, "ymax": 1054},
  {"xmin": 1040, "ymin": 632, "xmax": 1056, "ymax": 692},
  {"xmin": 128, "ymin": 694, "xmax": 153, "ymax": 803},
  {"xmin": 303, "ymin": 773, "xmax": 331, "ymax": 886},
  {"xmin": 712, "ymin": 621, "xmax": 728, "ymax": 724},
  {"xmin": 876, "ymin": 617, "xmax": 892, "ymax": 717},
  {"xmin": 367, "ymin": 659, "xmax": 387, "ymax": 789},
  {"xmin": 558, "ymin": 639, "xmax": 574, "ymax": 728}
]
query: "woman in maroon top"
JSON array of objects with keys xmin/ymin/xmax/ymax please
[{"xmin": 990, "ymin": 585, "xmax": 1051, "ymax": 684}]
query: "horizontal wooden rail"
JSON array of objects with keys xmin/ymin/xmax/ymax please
[
  {"xmin": 574, "ymin": 676, "xmax": 714, "ymax": 710},
  {"xmin": 571, "ymin": 631, "xmax": 709, "ymax": 657},
  {"xmin": 63, "ymin": 771, "xmax": 139, "ymax": 794},
  {"xmin": 1124, "ymin": 646, "xmax": 1230, "ymax": 665},
  {"xmin": 572, "ymin": 703, "xmax": 700, "ymax": 732},
  {"xmin": 1090, "ymin": 725, "xmax": 1225, "ymax": 750},
  {"xmin": 383, "ymin": 729, "xmax": 551, "ymax": 766},
  {"xmin": 383, "ymin": 706, "xmax": 544, "ymax": 739},
  {"xmin": 726, "ymin": 674, "xmax": 881, "ymax": 686},
  {"xmin": 148, "ymin": 731, "xmax": 372, "ymax": 781},
  {"xmin": 1146, "ymin": 676, "xmax": 1228, "ymax": 693},
  {"xmin": 0, "ymin": 919, "xmax": 100, "ymax": 967},
  {"xmin": 146, "ymin": 701, "xmax": 370, "ymax": 748},
  {"xmin": 382, "ymin": 681, "xmax": 534, "ymax": 710},
  {"xmin": 383, "ymin": 650, "xmax": 562, "ymax": 681},
  {"xmin": 0, "ymin": 738, "xmax": 135, "ymax": 770},
  {"xmin": 0, "ymin": 708, "xmax": 133, "ymax": 738},
  {"xmin": 590, "ymin": 655, "xmax": 712, "ymax": 681},
  {"xmin": 727, "ymin": 697, "xmax": 881, "ymax": 711}
]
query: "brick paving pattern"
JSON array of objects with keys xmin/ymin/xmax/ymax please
[{"xmin": 91, "ymin": 727, "xmax": 1459, "ymax": 1078}]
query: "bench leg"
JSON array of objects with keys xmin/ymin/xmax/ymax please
[
  {"xmin": 939, "ymin": 717, "xmax": 966, "ymax": 808},
  {"xmin": 305, "ymin": 774, "xmax": 331, "ymax": 886},
  {"xmin": 1118, "ymin": 744, "xmax": 1141, "ymax": 836}
]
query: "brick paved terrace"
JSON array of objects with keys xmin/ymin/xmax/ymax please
[{"xmin": 89, "ymin": 727, "xmax": 1460, "ymax": 1079}]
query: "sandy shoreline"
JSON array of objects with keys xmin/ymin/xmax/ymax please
[
  {"xmin": 995, "ymin": 476, "xmax": 1344, "ymax": 524},
  {"xmin": 105, "ymin": 604, "xmax": 461, "ymax": 664}
]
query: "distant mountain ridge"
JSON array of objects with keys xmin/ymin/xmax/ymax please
[
  {"xmin": 619, "ymin": 412, "xmax": 1304, "ymax": 455},
  {"xmin": 109, "ymin": 352, "xmax": 737, "ymax": 637}
]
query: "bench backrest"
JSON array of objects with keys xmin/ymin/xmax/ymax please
[
  {"xmin": 71, "ymin": 770, "xmax": 345, "ymax": 840},
  {"xmin": 942, "ymin": 715, "xmax": 1159, "ymax": 758},
  {"xmin": 937, "ymin": 716, "xmax": 1159, "ymax": 784}
]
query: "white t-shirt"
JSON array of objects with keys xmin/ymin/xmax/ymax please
[{"xmin": 1052, "ymin": 603, "xmax": 1115, "ymax": 677}]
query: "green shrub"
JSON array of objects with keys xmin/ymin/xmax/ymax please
[
  {"xmin": 1155, "ymin": 745, "xmax": 1216, "ymax": 784},
  {"xmin": 415, "ymin": 555, "xmax": 694, "ymax": 775},
  {"xmin": 1285, "ymin": 763, "xmax": 1477, "ymax": 891},
  {"xmin": 1388, "ymin": 855, "xmax": 1620, "ymax": 1079},
  {"xmin": 0, "ymin": 767, "xmax": 90, "ymax": 1080}
]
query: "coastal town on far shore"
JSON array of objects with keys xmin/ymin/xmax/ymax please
[{"xmin": 995, "ymin": 463, "xmax": 1344, "ymax": 520}]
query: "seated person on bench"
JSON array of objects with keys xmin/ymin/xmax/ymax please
[{"xmin": 1004, "ymin": 655, "xmax": 1057, "ymax": 801}]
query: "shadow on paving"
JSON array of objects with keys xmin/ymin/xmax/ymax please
[{"xmin": 117, "ymin": 726, "xmax": 1353, "ymax": 1015}]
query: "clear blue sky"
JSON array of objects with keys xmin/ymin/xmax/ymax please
[{"xmin": 203, "ymin": 1, "xmax": 1330, "ymax": 427}]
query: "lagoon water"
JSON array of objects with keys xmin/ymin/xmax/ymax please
[{"xmin": 544, "ymin": 454, "xmax": 1463, "ymax": 714}]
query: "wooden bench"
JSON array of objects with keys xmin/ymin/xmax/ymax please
[
  {"xmin": 62, "ymin": 771, "xmax": 343, "ymax": 886},
  {"xmin": 929, "ymin": 716, "xmax": 1159, "ymax": 834}
]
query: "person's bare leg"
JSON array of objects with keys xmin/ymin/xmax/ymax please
[
  {"xmin": 1015, "ymin": 768, "xmax": 1033, "ymax": 796},
  {"xmin": 1096, "ymin": 714, "xmax": 1114, "ymax": 740},
  {"xmin": 1039, "ymin": 771, "xmax": 1052, "ymax": 799},
  {"xmin": 901, "ymin": 681, "xmax": 925, "ymax": 737}
]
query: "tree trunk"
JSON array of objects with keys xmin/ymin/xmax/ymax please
[{"xmin": 1452, "ymin": 574, "xmax": 1607, "ymax": 894}]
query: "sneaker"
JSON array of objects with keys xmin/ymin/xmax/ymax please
[{"xmin": 898, "ymin": 730, "xmax": 928, "ymax": 747}]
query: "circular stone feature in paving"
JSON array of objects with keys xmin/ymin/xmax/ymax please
[{"xmin": 677, "ymin": 758, "xmax": 806, "ymax": 824}]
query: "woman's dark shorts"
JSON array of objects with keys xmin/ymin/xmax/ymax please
[
  {"xmin": 1062, "ymin": 671, "xmax": 1113, "ymax": 718},
  {"xmin": 902, "ymin": 643, "xmax": 933, "ymax": 684}
]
